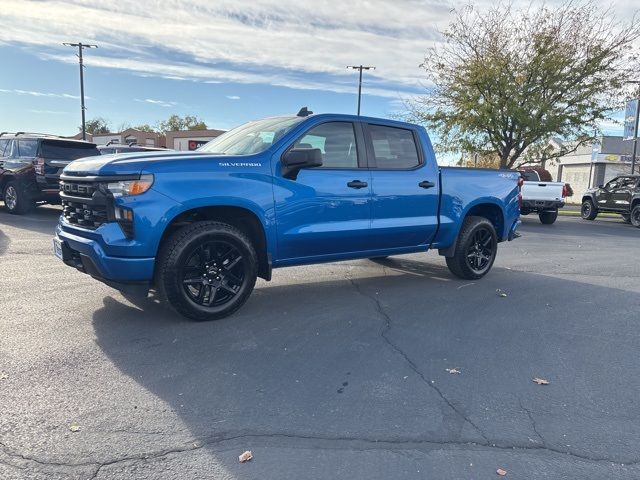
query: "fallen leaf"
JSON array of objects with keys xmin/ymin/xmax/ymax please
[
  {"xmin": 238, "ymin": 450, "xmax": 253, "ymax": 463},
  {"xmin": 445, "ymin": 368, "xmax": 461, "ymax": 374},
  {"xmin": 497, "ymin": 468, "xmax": 507, "ymax": 476},
  {"xmin": 496, "ymin": 289, "xmax": 508, "ymax": 297},
  {"xmin": 0, "ymin": 373, "xmax": 8, "ymax": 380},
  {"xmin": 533, "ymin": 377, "xmax": 549, "ymax": 385},
  {"xmin": 69, "ymin": 425, "xmax": 81, "ymax": 432}
]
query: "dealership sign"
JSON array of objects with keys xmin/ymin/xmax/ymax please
[
  {"xmin": 623, "ymin": 99, "xmax": 639, "ymax": 141},
  {"xmin": 188, "ymin": 140, "xmax": 208, "ymax": 150}
]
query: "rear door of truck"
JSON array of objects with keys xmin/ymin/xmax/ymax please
[{"xmin": 365, "ymin": 122, "xmax": 440, "ymax": 249}]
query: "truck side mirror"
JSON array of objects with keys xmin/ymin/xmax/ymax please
[
  {"xmin": 281, "ymin": 148, "xmax": 322, "ymax": 180},
  {"xmin": 597, "ymin": 184, "xmax": 604, "ymax": 189}
]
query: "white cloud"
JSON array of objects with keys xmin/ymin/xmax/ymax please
[
  {"xmin": 135, "ymin": 98, "xmax": 177, "ymax": 107},
  {"xmin": 0, "ymin": 88, "xmax": 79, "ymax": 99},
  {"xmin": 27, "ymin": 109, "xmax": 70, "ymax": 114},
  {"xmin": 226, "ymin": 95, "xmax": 241, "ymax": 100},
  {"xmin": 0, "ymin": 0, "xmax": 636, "ymax": 99}
]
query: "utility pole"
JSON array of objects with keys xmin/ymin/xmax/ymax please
[
  {"xmin": 63, "ymin": 42, "xmax": 98, "ymax": 140},
  {"xmin": 625, "ymin": 80, "xmax": 640, "ymax": 175},
  {"xmin": 346, "ymin": 65, "xmax": 376, "ymax": 115}
]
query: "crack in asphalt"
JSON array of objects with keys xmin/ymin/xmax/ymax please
[
  {"xmin": 346, "ymin": 276, "xmax": 491, "ymax": 445},
  {"xmin": 2, "ymin": 430, "xmax": 639, "ymax": 477},
  {"xmin": 519, "ymin": 399, "xmax": 546, "ymax": 447}
]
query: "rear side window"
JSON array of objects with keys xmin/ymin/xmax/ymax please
[
  {"xmin": 41, "ymin": 141, "xmax": 100, "ymax": 160},
  {"xmin": 368, "ymin": 125, "xmax": 420, "ymax": 169},
  {"xmin": 17, "ymin": 140, "xmax": 38, "ymax": 158},
  {"xmin": 294, "ymin": 122, "xmax": 358, "ymax": 168},
  {"xmin": 0, "ymin": 139, "xmax": 8, "ymax": 156}
]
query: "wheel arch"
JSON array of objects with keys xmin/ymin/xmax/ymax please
[
  {"xmin": 157, "ymin": 205, "xmax": 272, "ymax": 281},
  {"xmin": 439, "ymin": 201, "xmax": 504, "ymax": 257}
]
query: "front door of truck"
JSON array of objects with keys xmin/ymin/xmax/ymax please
[
  {"xmin": 609, "ymin": 176, "xmax": 636, "ymax": 211},
  {"xmin": 365, "ymin": 123, "xmax": 440, "ymax": 249},
  {"xmin": 595, "ymin": 178, "xmax": 617, "ymax": 210},
  {"xmin": 273, "ymin": 121, "xmax": 372, "ymax": 261}
]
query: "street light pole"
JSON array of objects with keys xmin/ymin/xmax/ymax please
[
  {"xmin": 625, "ymin": 80, "xmax": 640, "ymax": 175},
  {"xmin": 63, "ymin": 42, "xmax": 98, "ymax": 140},
  {"xmin": 346, "ymin": 65, "xmax": 376, "ymax": 115}
]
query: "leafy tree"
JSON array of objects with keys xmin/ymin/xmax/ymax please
[
  {"xmin": 157, "ymin": 114, "xmax": 207, "ymax": 132},
  {"xmin": 407, "ymin": 2, "xmax": 640, "ymax": 169},
  {"xmin": 82, "ymin": 117, "xmax": 110, "ymax": 135},
  {"xmin": 132, "ymin": 124, "xmax": 156, "ymax": 133}
]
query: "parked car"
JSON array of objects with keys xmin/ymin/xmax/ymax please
[
  {"xmin": 98, "ymin": 144, "xmax": 169, "ymax": 155},
  {"xmin": 53, "ymin": 111, "xmax": 521, "ymax": 320},
  {"xmin": 0, "ymin": 133, "xmax": 99, "ymax": 214},
  {"xmin": 581, "ymin": 175, "xmax": 640, "ymax": 227},
  {"xmin": 518, "ymin": 168, "xmax": 570, "ymax": 224}
]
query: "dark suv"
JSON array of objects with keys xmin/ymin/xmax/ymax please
[
  {"xmin": 581, "ymin": 174, "xmax": 640, "ymax": 227},
  {"xmin": 0, "ymin": 133, "xmax": 100, "ymax": 214}
]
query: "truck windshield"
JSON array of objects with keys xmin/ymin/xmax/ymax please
[{"xmin": 199, "ymin": 117, "xmax": 303, "ymax": 155}]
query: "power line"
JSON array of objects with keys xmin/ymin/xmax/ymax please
[
  {"xmin": 63, "ymin": 42, "xmax": 98, "ymax": 140},
  {"xmin": 346, "ymin": 65, "xmax": 376, "ymax": 116}
]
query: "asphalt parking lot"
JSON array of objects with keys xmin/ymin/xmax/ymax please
[{"xmin": 1, "ymin": 206, "xmax": 639, "ymax": 480}]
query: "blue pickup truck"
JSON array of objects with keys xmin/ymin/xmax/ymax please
[{"xmin": 54, "ymin": 111, "xmax": 521, "ymax": 320}]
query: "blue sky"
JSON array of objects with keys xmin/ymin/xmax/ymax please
[{"xmin": 0, "ymin": 0, "xmax": 635, "ymax": 142}]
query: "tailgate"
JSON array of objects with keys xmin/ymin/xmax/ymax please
[{"xmin": 521, "ymin": 182, "xmax": 564, "ymax": 201}]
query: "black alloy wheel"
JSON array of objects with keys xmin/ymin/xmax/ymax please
[
  {"xmin": 156, "ymin": 221, "xmax": 258, "ymax": 321},
  {"xmin": 446, "ymin": 216, "xmax": 498, "ymax": 280},
  {"xmin": 581, "ymin": 200, "xmax": 597, "ymax": 220},
  {"xmin": 631, "ymin": 205, "xmax": 640, "ymax": 228},
  {"xmin": 465, "ymin": 227, "xmax": 495, "ymax": 275},
  {"xmin": 181, "ymin": 241, "xmax": 246, "ymax": 308}
]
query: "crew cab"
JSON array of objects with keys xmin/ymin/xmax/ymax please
[
  {"xmin": 53, "ymin": 111, "xmax": 521, "ymax": 320},
  {"xmin": 519, "ymin": 168, "xmax": 569, "ymax": 224},
  {"xmin": 581, "ymin": 175, "xmax": 640, "ymax": 227},
  {"xmin": 0, "ymin": 133, "xmax": 99, "ymax": 214}
]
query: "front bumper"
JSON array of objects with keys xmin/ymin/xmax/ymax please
[{"xmin": 55, "ymin": 225, "xmax": 154, "ymax": 292}]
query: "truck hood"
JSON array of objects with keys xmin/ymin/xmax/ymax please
[{"xmin": 63, "ymin": 151, "xmax": 216, "ymax": 176}]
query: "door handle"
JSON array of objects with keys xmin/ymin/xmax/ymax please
[
  {"xmin": 347, "ymin": 180, "xmax": 368, "ymax": 189},
  {"xmin": 418, "ymin": 180, "xmax": 435, "ymax": 189}
]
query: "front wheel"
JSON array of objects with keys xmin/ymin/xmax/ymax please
[
  {"xmin": 539, "ymin": 209, "xmax": 558, "ymax": 224},
  {"xmin": 581, "ymin": 199, "xmax": 597, "ymax": 220},
  {"xmin": 156, "ymin": 221, "xmax": 258, "ymax": 321},
  {"xmin": 446, "ymin": 216, "xmax": 497, "ymax": 280},
  {"xmin": 2, "ymin": 181, "xmax": 34, "ymax": 214},
  {"xmin": 621, "ymin": 214, "xmax": 631, "ymax": 224},
  {"xmin": 631, "ymin": 205, "xmax": 640, "ymax": 228}
]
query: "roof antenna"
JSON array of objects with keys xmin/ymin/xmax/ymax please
[{"xmin": 297, "ymin": 107, "xmax": 313, "ymax": 117}]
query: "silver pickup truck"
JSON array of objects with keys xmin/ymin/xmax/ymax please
[{"xmin": 519, "ymin": 170, "xmax": 568, "ymax": 224}]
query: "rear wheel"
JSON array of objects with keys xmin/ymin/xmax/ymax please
[
  {"xmin": 446, "ymin": 216, "xmax": 497, "ymax": 280},
  {"xmin": 631, "ymin": 205, "xmax": 640, "ymax": 228},
  {"xmin": 2, "ymin": 181, "xmax": 34, "ymax": 214},
  {"xmin": 156, "ymin": 221, "xmax": 258, "ymax": 321},
  {"xmin": 581, "ymin": 199, "xmax": 597, "ymax": 220},
  {"xmin": 539, "ymin": 209, "xmax": 558, "ymax": 224}
]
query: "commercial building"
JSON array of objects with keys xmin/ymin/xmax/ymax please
[
  {"xmin": 544, "ymin": 136, "xmax": 638, "ymax": 202},
  {"xmin": 164, "ymin": 129, "xmax": 225, "ymax": 151},
  {"xmin": 71, "ymin": 128, "xmax": 225, "ymax": 150}
]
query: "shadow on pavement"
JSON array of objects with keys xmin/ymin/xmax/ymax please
[
  {"xmin": 0, "ymin": 205, "xmax": 61, "ymax": 236},
  {"xmin": 91, "ymin": 260, "xmax": 640, "ymax": 476}
]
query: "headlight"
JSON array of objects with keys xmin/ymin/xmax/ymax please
[{"xmin": 106, "ymin": 174, "xmax": 154, "ymax": 197}]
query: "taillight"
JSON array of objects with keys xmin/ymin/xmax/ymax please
[
  {"xmin": 518, "ymin": 176, "xmax": 524, "ymax": 189},
  {"xmin": 562, "ymin": 184, "xmax": 568, "ymax": 198},
  {"xmin": 34, "ymin": 157, "xmax": 45, "ymax": 175}
]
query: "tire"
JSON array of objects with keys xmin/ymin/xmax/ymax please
[
  {"xmin": 369, "ymin": 256, "xmax": 389, "ymax": 260},
  {"xmin": 445, "ymin": 216, "xmax": 498, "ymax": 280},
  {"xmin": 621, "ymin": 214, "xmax": 631, "ymax": 224},
  {"xmin": 155, "ymin": 221, "xmax": 258, "ymax": 321},
  {"xmin": 539, "ymin": 209, "xmax": 558, "ymax": 224},
  {"xmin": 631, "ymin": 205, "xmax": 640, "ymax": 229},
  {"xmin": 2, "ymin": 181, "xmax": 34, "ymax": 214},
  {"xmin": 581, "ymin": 199, "xmax": 597, "ymax": 220}
]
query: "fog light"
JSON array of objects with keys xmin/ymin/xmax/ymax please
[{"xmin": 114, "ymin": 206, "xmax": 134, "ymax": 238}]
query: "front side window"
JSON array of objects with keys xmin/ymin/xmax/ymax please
[
  {"xmin": 294, "ymin": 122, "xmax": 358, "ymax": 168},
  {"xmin": 17, "ymin": 140, "xmax": 38, "ymax": 158},
  {"xmin": 369, "ymin": 125, "xmax": 420, "ymax": 169},
  {"xmin": 199, "ymin": 117, "xmax": 303, "ymax": 155},
  {"xmin": 605, "ymin": 178, "xmax": 620, "ymax": 190}
]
